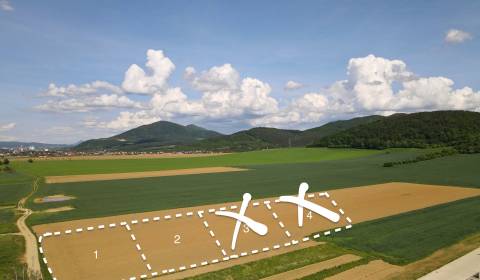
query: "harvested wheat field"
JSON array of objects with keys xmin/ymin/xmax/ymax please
[
  {"xmin": 44, "ymin": 167, "xmax": 247, "ymax": 183},
  {"xmin": 33, "ymin": 182, "xmax": 480, "ymax": 280}
]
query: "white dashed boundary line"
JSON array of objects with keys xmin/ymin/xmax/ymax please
[
  {"xmin": 123, "ymin": 222, "xmax": 154, "ymax": 276},
  {"xmin": 37, "ymin": 191, "xmax": 352, "ymax": 279}
]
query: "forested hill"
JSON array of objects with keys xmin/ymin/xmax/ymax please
[
  {"xmin": 74, "ymin": 121, "xmax": 222, "ymax": 151},
  {"xmin": 311, "ymin": 111, "xmax": 480, "ymax": 153},
  {"xmin": 185, "ymin": 115, "xmax": 383, "ymax": 151}
]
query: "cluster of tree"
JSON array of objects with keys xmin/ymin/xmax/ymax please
[
  {"xmin": 383, "ymin": 148, "xmax": 458, "ymax": 167},
  {"xmin": 0, "ymin": 158, "xmax": 13, "ymax": 172},
  {"xmin": 311, "ymin": 111, "xmax": 480, "ymax": 154},
  {"xmin": 450, "ymin": 135, "xmax": 480, "ymax": 154}
]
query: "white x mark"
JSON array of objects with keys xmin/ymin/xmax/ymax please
[
  {"xmin": 279, "ymin": 182, "xmax": 340, "ymax": 227},
  {"xmin": 215, "ymin": 193, "xmax": 268, "ymax": 250}
]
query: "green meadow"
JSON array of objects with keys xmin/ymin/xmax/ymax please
[
  {"xmin": 12, "ymin": 148, "xmax": 380, "ymax": 176},
  {"xmin": 318, "ymin": 196, "xmax": 480, "ymax": 265},
  {"xmin": 25, "ymin": 149, "xmax": 480, "ymax": 225},
  {"xmin": 0, "ymin": 235, "xmax": 26, "ymax": 280},
  {"xmin": 0, "ymin": 172, "xmax": 34, "ymax": 206}
]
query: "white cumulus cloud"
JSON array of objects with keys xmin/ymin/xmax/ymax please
[
  {"xmin": 41, "ymin": 81, "xmax": 123, "ymax": 97},
  {"xmin": 122, "ymin": 49, "xmax": 175, "ymax": 94},
  {"xmin": 0, "ymin": 123, "xmax": 15, "ymax": 131},
  {"xmin": 36, "ymin": 94, "xmax": 141, "ymax": 113},
  {"xmin": 0, "ymin": 0, "xmax": 13, "ymax": 11},
  {"xmin": 445, "ymin": 29, "xmax": 473, "ymax": 44},
  {"xmin": 253, "ymin": 54, "xmax": 480, "ymax": 127},
  {"xmin": 36, "ymin": 50, "xmax": 480, "ymax": 132},
  {"xmin": 185, "ymin": 64, "xmax": 240, "ymax": 92},
  {"xmin": 284, "ymin": 80, "xmax": 304, "ymax": 91},
  {"xmin": 95, "ymin": 62, "xmax": 279, "ymax": 131},
  {"xmin": 185, "ymin": 64, "xmax": 278, "ymax": 118}
]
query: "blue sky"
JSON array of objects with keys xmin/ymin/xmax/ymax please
[{"xmin": 0, "ymin": 0, "xmax": 479, "ymax": 143}]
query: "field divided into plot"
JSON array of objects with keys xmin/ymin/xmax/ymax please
[
  {"xmin": 10, "ymin": 148, "xmax": 480, "ymax": 280},
  {"xmin": 34, "ymin": 183, "xmax": 480, "ymax": 280},
  {"xmin": 13, "ymin": 148, "xmax": 381, "ymax": 176}
]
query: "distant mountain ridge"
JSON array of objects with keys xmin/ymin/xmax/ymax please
[
  {"xmin": 185, "ymin": 115, "xmax": 384, "ymax": 151},
  {"xmin": 74, "ymin": 115, "xmax": 383, "ymax": 152},
  {"xmin": 74, "ymin": 121, "xmax": 222, "ymax": 151}
]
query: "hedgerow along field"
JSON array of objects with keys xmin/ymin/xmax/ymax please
[
  {"xmin": 25, "ymin": 149, "xmax": 480, "ymax": 225},
  {"xmin": 12, "ymin": 148, "xmax": 380, "ymax": 176}
]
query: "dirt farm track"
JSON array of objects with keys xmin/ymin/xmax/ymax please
[{"xmin": 33, "ymin": 182, "xmax": 480, "ymax": 280}]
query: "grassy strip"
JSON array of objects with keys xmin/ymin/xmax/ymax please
[
  {"xmin": 12, "ymin": 148, "xmax": 380, "ymax": 176},
  {"xmin": 0, "ymin": 208, "xmax": 20, "ymax": 234},
  {"xmin": 317, "ymin": 196, "xmax": 480, "ymax": 265},
  {"xmin": 0, "ymin": 235, "xmax": 26, "ymax": 279},
  {"xmin": 185, "ymin": 244, "xmax": 355, "ymax": 280},
  {"xmin": 300, "ymin": 256, "xmax": 374, "ymax": 280}
]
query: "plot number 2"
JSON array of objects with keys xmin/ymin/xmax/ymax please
[{"xmin": 174, "ymin": 234, "xmax": 181, "ymax": 244}]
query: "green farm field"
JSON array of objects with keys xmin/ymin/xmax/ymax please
[
  {"xmin": 12, "ymin": 148, "xmax": 380, "ymax": 176},
  {"xmin": 25, "ymin": 149, "xmax": 480, "ymax": 225},
  {"xmin": 318, "ymin": 196, "xmax": 480, "ymax": 265},
  {"xmin": 0, "ymin": 172, "xmax": 34, "ymax": 206},
  {"xmin": 0, "ymin": 235, "xmax": 26, "ymax": 280},
  {"xmin": 5, "ymin": 147, "xmax": 480, "ymax": 280}
]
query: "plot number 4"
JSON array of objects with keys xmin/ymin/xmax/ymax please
[{"xmin": 307, "ymin": 211, "xmax": 313, "ymax": 220}]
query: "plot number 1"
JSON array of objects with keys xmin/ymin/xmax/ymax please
[{"xmin": 94, "ymin": 250, "xmax": 98, "ymax": 259}]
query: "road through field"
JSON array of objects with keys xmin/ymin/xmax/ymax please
[
  {"xmin": 418, "ymin": 247, "xmax": 480, "ymax": 280},
  {"xmin": 16, "ymin": 178, "xmax": 41, "ymax": 278}
]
